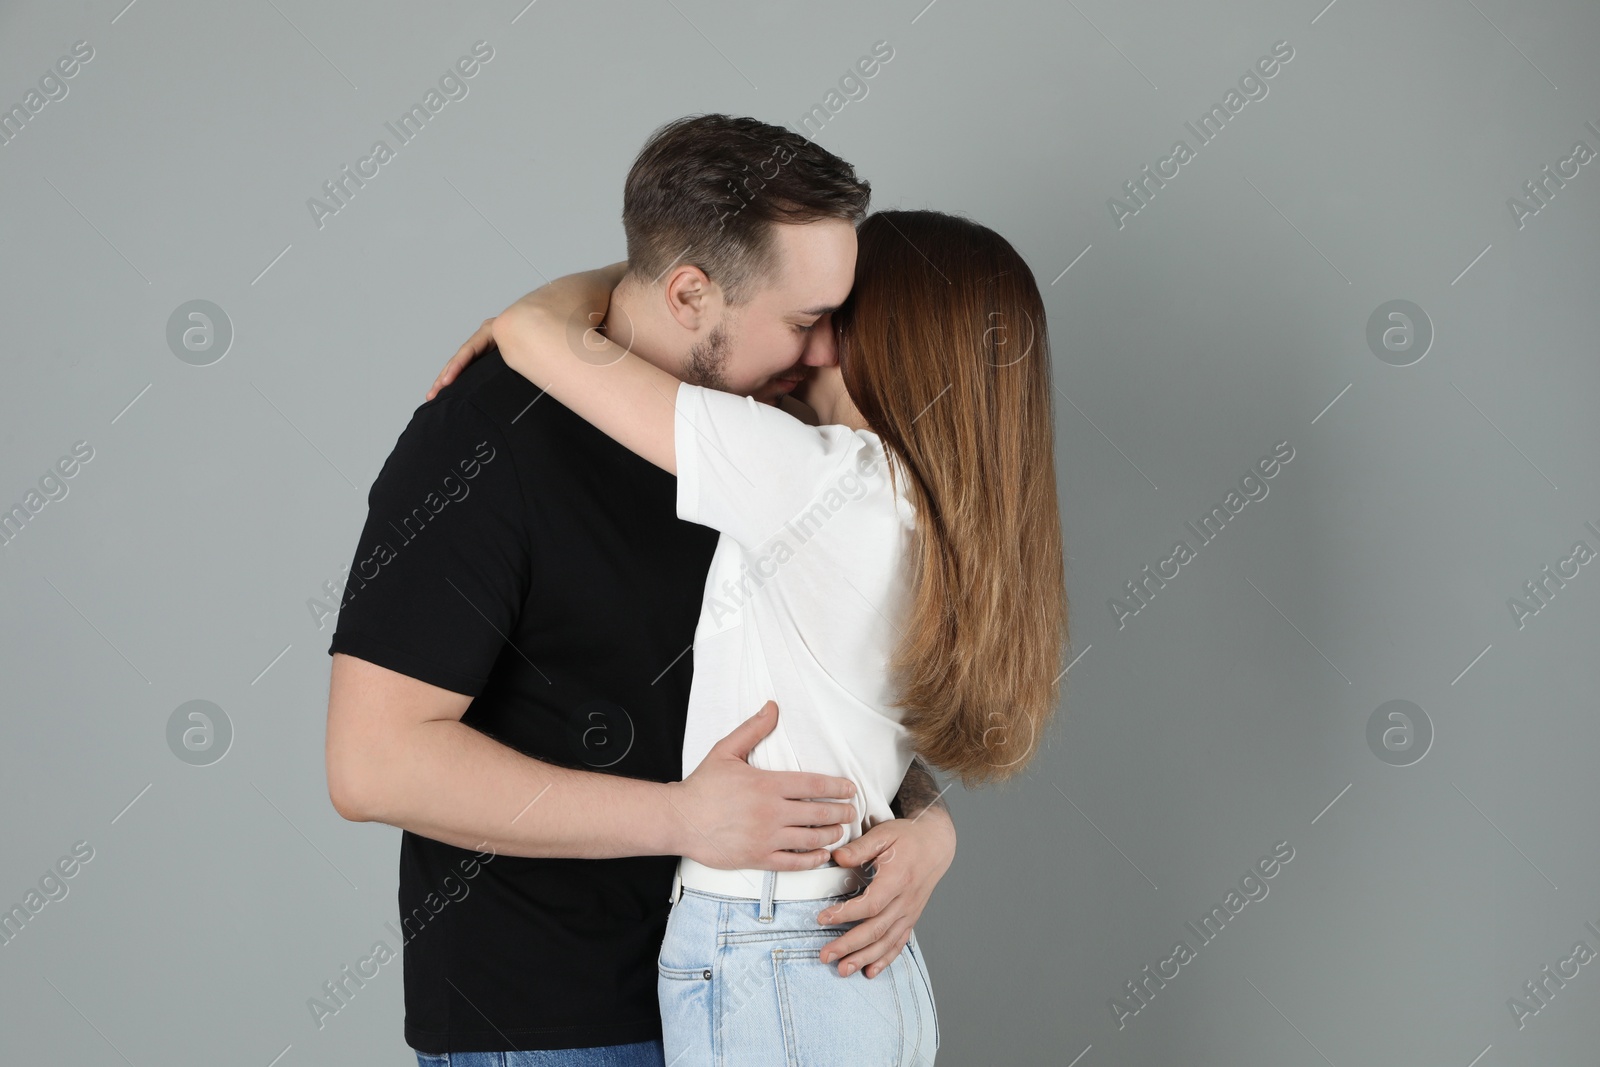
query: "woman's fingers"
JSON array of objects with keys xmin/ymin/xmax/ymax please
[
  {"xmin": 426, "ymin": 318, "xmax": 497, "ymax": 400},
  {"xmin": 850, "ymin": 921, "xmax": 915, "ymax": 980},
  {"xmin": 817, "ymin": 881, "xmax": 902, "ymax": 970},
  {"xmin": 822, "ymin": 908, "xmax": 914, "ymax": 978}
]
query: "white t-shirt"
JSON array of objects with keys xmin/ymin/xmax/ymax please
[{"xmin": 673, "ymin": 381, "xmax": 919, "ymax": 856}]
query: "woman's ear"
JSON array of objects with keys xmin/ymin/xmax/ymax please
[{"xmin": 661, "ymin": 265, "xmax": 721, "ymax": 330}]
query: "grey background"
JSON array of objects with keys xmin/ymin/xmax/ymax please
[{"xmin": 2, "ymin": 0, "xmax": 1597, "ymax": 1064}]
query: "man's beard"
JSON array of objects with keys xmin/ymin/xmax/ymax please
[{"xmin": 685, "ymin": 323, "xmax": 730, "ymax": 391}]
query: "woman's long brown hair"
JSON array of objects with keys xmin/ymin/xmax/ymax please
[{"xmin": 835, "ymin": 210, "xmax": 1068, "ymax": 787}]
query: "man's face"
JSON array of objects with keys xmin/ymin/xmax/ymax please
[{"xmin": 687, "ymin": 217, "xmax": 857, "ymax": 404}]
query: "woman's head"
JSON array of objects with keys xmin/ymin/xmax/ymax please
[{"xmin": 831, "ymin": 209, "xmax": 1069, "ymax": 786}]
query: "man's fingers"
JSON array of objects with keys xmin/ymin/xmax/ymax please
[
  {"xmin": 773, "ymin": 770, "xmax": 857, "ymax": 802},
  {"xmin": 701, "ymin": 705, "xmax": 855, "ymax": 801},
  {"xmin": 771, "ymin": 824, "xmax": 849, "ymax": 854},
  {"xmin": 706, "ymin": 700, "xmax": 780, "ymax": 762},
  {"xmin": 761, "ymin": 847, "xmax": 834, "ymax": 872},
  {"xmin": 782, "ymin": 798, "xmax": 857, "ymax": 828}
]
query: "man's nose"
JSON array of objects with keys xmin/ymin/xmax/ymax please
[{"xmin": 799, "ymin": 313, "xmax": 838, "ymax": 367}]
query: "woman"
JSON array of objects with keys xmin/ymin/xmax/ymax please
[{"xmin": 432, "ymin": 209, "xmax": 1068, "ymax": 1064}]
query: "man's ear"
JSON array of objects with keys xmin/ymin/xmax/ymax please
[{"xmin": 662, "ymin": 265, "xmax": 721, "ymax": 330}]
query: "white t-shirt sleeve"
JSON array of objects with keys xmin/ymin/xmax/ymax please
[{"xmin": 674, "ymin": 381, "xmax": 882, "ymax": 550}]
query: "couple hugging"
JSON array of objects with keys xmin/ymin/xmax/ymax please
[{"xmin": 324, "ymin": 112, "xmax": 1068, "ymax": 1066}]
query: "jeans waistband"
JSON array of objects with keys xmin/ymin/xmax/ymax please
[{"xmin": 669, "ymin": 856, "xmax": 868, "ymax": 921}]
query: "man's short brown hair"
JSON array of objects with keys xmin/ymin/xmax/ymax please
[{"xmin": 622, "ymin": 114, "xmax": 871, "ymax": 305}]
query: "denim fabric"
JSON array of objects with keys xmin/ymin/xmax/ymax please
[
  {"xmin": 412, "ymin": 1041, "xmax": 663, "ymax": 1066},
  {"xmin": 657, "ymin": 885, "xmax": 939, "ymax": 1066}
]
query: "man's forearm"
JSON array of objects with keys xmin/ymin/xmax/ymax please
[
  {"xmin": 354, "ymin": 718, "xmax": 690, "ymax": 860},
  {"xmin": 891, "ymin": 756, "xmax": 950, "ymax": 821}
]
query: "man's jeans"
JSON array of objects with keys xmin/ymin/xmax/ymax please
[
  {"xmin": 414, "ymin": 1043, "xmax": 663, "ymax": 1066},
  {"xmin": 658, "ymin": 881, "xmax": 940, "ymax": 1065}
]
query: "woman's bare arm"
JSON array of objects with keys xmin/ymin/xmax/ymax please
[{"xmin": 490, "ymin": 263, "xmax": 683, "ymax": 474}]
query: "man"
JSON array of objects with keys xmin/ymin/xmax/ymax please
[{"xmin": 324, "ymin": 113, "xmax": 956, "ymax": 1063}]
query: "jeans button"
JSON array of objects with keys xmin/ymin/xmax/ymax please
[{"xmin": 702, "ymin": 969, "xmax": 712, "ymax": 980}]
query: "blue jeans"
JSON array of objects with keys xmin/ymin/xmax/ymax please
[
  {"xmin": 658, "ymin": 881, "xmax": 939, "ymax": 1065},
  {"xmin": 413, "ymin": 1044, "xmax": 663, "ymax": 1066}
]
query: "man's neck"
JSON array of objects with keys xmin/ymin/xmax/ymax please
[{"xmin": 599, "ymin": 277, "xmax": 690, "ymax": 383}]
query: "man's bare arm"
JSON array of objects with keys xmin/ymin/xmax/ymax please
[{"xmin": 325, "ymin": 653, "xmax": 856, "ymax": 868}]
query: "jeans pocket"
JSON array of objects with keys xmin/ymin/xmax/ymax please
[
  {"xmin": 659, "ymin": 959, "xmax": 716, "ymax": 1067},
  {"xmin": 658, "ymin": 962, "xmax": 713, "ymax": 981},
  {"xmin": 413, "ymin": 1054, "xmax": 449, "ymax": 1067},
  {"xmin": 770, "ymin": 938, "xmax": 917, "ymax": 1065}
]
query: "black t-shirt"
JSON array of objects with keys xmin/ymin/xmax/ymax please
[{"xmin": 327, "ymin": 346, "xmax": 718, "ymax": 1053}]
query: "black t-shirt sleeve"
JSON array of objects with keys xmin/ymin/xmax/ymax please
[{"xmin": 328, "ymin": 398, "xmax": 531, "ymax": 696}]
